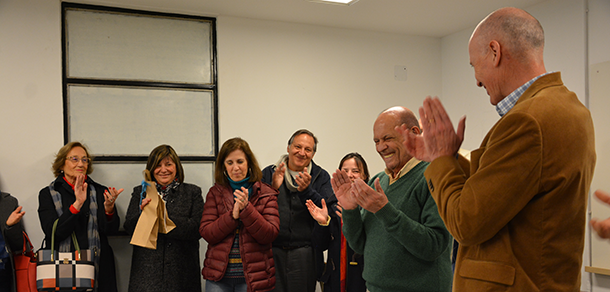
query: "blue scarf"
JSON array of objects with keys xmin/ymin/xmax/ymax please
[
  {"xmin": 227, "ymin": 176, "xmax": 252, "ymax": 199},
  {"xmin": 225, "ymin": 175, "xmax": 252, "ymax": 281}
]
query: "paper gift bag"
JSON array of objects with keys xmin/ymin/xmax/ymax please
[{"xmin": 129, "ymin": 180, "xmax": 176, "ymax": 249}]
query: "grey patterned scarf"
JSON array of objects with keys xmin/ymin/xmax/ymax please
[{"xmin": 48, "ymin": 178, "xmax": 100, "ymax": 259}]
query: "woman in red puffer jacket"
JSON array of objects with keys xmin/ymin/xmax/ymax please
[{"xmin": 200, "ymin": 137, "xmax": 280, "ymax": 292}]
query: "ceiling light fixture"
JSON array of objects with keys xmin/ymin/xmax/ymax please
[{"xmin": 309, "ymin": 0, "xmax": 360, "ymax": 6}]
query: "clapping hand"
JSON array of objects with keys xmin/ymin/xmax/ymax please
[
  {"xmin": 6, "ymin": 206, "xmax": 25, "ymax": 227},
  {"xmin": 295, "ymin": 168, "xmax": 312, "ymax": 192},
  {"xmin": 331, "ymin": 169, "xmax": 358, "ymax": 210},
  {"xmin": 271, "ymin": 163, "xmax": 286, "ymax": 190},
  {"xmin": 335, "ymin": 202, "xmax": 344, "ymax": 222},
  {"xmin": 352, "ymin": 178, "xmax": 388, "ymax": 214},
  {"xmin": 396, "ymin": 96, "xmax": 466, "ymax": 162},
  {"xmin": 591, "ymin": 189, "xmax": 610, "ymax": 239},
  {"xmin": 73, "ymin": 174, "xmax": 88, "ymax": 211},
  {"xmin": 103, "ymin": 187, "xmax": 124, "ymax": 214},
  {"xmin": 306, "ymin": 198, "xmax": 328, "ymax": 225}
]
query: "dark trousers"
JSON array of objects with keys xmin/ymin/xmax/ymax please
[
  {"xmin": 271, "ymin": 246, "xmax": 316, "ymax": 292},
  {"xmin": 0, "ymin": 265, "xmax": 12, "ymax": 292}
]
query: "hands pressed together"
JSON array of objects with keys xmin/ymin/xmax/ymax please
[
  {"xmin": 232, "ymin": 187, "xmax": 249, "ymax": 219},
  {"xmin": 331, "ymin": 169, "xmax": 388, "ymax": 214},
  {"xmin": 396, "ymin": 96, "xmax": 466, "ymax": 162}
]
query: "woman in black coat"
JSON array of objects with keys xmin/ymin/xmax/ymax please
[
  {"xmin": 0, "ymin": 192, "xmax": 25, "ymax": 292},
  {"xmin": 308, "ymin": 153, "xmax": 368, "ymax": 292},
  {"xmin": 37, "ymin": 142, "xmax": 122, "ymax": 292},
  {"xmin": 124, "ymin": 144, "xmax": 204, "ymax": 292}
]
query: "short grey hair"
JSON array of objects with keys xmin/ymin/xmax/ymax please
[{"xmin": 287, "ymin": 129, "xmax": 318, "ymax": 153}]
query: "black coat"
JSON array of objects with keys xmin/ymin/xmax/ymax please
[
  {"xmin": 261, "ymin": 160, "xmax": 333, "ymax": 248},
  {"xmin": 312, "ymin": 194, "xmax": 366, "ymax": 292},
  {"xmin": 0, "ymin": 192, "xmax": 25, "ymax": 292},
  {"xmin": 123, "ymin": 182, "xmax": 204, "ymax": 292},
  {"xmin": 38, "ymin": 176, "xmax": 120, "ymax": 292},
  {"xmin": 262, "ymin": 160, "xmax": 334, "ymax": 286}
]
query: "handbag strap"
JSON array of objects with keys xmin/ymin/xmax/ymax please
[
  {"xmin": 50, "ymin": 219, "xmax": 81, "ymax": 261},
  {"xmin": 21, "ymin": 231, "xmax": 35, "ymax": 256}
]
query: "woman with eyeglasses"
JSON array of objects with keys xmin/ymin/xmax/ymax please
[{"xmin": 37, "ymin": 142, "xmax": 123, "ymax": 292}]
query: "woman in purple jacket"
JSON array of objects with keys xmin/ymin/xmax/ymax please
[{"xmin": 200, "ymin": 137, "xmax": 280, "ymax": 292}]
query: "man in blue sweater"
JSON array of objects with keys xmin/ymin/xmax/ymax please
[{"xmin": 333, "ymin": 106, "xmax": 452, "ymax": 292}]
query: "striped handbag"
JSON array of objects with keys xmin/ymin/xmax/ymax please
[{"xmin": 36, "ymin": 219, "xmax": 95, "ymax": 291}]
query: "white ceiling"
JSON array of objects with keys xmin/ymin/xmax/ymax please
[{"xmin": 85, "ymin": 0, "xmax": 547, "ymax": 38}]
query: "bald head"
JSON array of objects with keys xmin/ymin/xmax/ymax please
[
  {"xmin": 374, "ymin": 106, "xmax": 420, "ymax": 176},
  {"xmin": 471, "ymin": 7, "xmax": 544, "ymax": 64},
  {"xmin": 468, "ymin": 7, "xmax": 547, "ymax": 104},
  {"xmin": 378, "ymin": 106, "xmax": 420, "ymax": 130}
]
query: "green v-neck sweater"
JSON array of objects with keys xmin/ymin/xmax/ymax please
[{"xmin": 342, "ymin": 161, "xmax": 452, "ymax": 292}]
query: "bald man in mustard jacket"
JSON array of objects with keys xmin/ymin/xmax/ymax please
[{"xmin": 399, "ymin": 7, "xmax": 596, "ymax": 292}]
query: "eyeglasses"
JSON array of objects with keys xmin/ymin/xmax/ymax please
[{"xmin": 66, "ymin": 156, "xmax": 90, "ymax": 164}]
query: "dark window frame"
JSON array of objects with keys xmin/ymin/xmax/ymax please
[{"xmin": 61, "ymin": 2, "xmax": 218, "ymax": 162}]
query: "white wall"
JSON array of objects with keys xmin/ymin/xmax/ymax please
[
  {"xmin": 216, "ymin": 16, "xmax": 442, "ymax": 173},
  {"xmin": 0, "ymin": 0, "xmax": 441, "ymax": 291},
  {"xmin": 0, "ymin": 0, "xmax": 64, "ymax": 244}
]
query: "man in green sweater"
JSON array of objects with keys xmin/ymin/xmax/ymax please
[{"xmin": 332, "ymin": 106, "xmax": 452, "ymax": 292}]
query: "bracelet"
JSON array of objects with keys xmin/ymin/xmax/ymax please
[{"xmin": 318, "ymin": 215, "xmax": 331, "ymax": 226}]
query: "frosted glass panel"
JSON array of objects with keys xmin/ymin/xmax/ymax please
[
  {"xmin": 92, "ymin": 162, "xmax": 214, "ymax": 230},
  {"xmin": 68, "ymin": 85, "xmax": 214, "ymax": 156},
  {"xmin": 66, "ymin": 9, "xmax": 212, "ymax": 84}
]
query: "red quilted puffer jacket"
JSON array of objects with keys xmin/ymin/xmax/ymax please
[{"xmin": 200, "ymin": 181, "xmax": 279, "ymax": 292}]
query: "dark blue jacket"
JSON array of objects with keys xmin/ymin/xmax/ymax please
[{"xmin": 262, "ymin": 160, "xmax": 333, "ymax": 248}]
